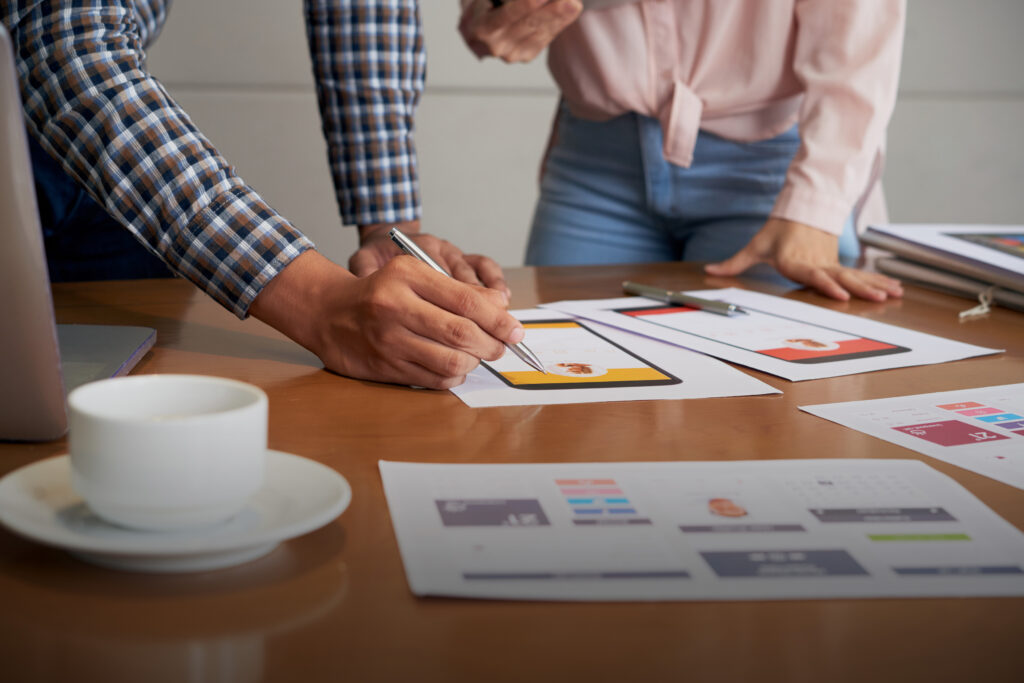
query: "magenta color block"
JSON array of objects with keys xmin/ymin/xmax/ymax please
[{"xmin": 894, "ymin": 420, "xmax": 1009, "ymax": 446}]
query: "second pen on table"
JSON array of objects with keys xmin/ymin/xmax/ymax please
[{"xmin": 622, "ymin": 281, "xmax": 748, "ymax": 317}]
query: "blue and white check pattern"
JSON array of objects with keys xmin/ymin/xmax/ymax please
[
  {"xmin": 306, "ymin": 0, "xmax": 425, "ymax": 227},
  {"xmin": 2, "ymin": 0, "xmax": 425, "ymax": 317}
]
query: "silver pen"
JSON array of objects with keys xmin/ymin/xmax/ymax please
[
  {"xmin": 622, "ymin": 281, "xmax": 748, "ymax": 317},
  {"xmin": 388, "ymin": 228, "xmax": 547, "ymax": 373}
]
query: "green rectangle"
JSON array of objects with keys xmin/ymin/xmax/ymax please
[{"xmin": 868, "ymin": 533, "xmax": 971, "ymax": 542}]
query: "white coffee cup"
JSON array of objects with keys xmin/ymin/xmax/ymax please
[{"xmin": 67, "ymin": 374, "xmax": 268, "ymax": 531}]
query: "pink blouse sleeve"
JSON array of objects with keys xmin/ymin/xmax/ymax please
[{"xmin": 772, "ymin": 0, "xmax": 906, "ymax": 235}]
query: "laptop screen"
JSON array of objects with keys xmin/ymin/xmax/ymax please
[{"xmin": 0, "ymin": 24, "xmax": 155, "ymax": 441}]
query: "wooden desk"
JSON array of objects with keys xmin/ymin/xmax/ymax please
[{"xmin": 1, "ymin": 263, "xmax": 1022, "ymax": 683}]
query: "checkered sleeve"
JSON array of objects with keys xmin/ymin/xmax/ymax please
[
  {"xmin": 4, "ymin": 0, "xmax": 314, "ymax": 318},
  {"xmin": 304, "ymin": 0, "xmax": 425, "ymax": 227}
]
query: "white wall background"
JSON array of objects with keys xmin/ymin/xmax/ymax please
[{"xmin": 146, "ymin": 0, "xmax": 1024, "ymax": 268}]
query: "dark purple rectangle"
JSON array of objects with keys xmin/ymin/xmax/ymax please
[
  {"xmin": 701, "ymin": 550, "xmax": 869, "ymax": 578},
  {"xmin": 462, "ymin": 570, "xmax": 690, "ymax": 580},
  {"xmin": 809, "ymin": 507, "xmax": 956, "ymax": 523},
  {"xmin": 680, "ymin": 524, "xmax": 806, "ymax": 533},
  {"xmin": 436, "ymin": 499, "xmax": 550, "ymax": 527},
  {"xmin": 893, "ymin": 565, "xmax": 1024, "ymax": 576},
  {"xmin": 572, "ymin": 518, "xmax": 652, "ymax": 526}
]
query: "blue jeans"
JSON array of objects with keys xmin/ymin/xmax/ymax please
[
  {"xmin": 525, "ymin": 107, "xmax": 859, "ymax": 274},
  {"xmin": 29, "ymin": 136, "xmax": 172, "ymax": 281}
]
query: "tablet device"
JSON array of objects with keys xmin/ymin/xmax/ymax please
[{"xmin": 0, "ymin": 25, "xmax": 155, "ymax": 441}]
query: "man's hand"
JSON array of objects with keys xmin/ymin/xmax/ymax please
[
  {"xmin": 249, "ymin": 250, "xmax": 524, "ymax": 389},
  {"xmin": 351, "ymin": 221, "xmax": 510, "ymax": 301},
  {"xmin": 705, "ymin": 218, "xmax": 904, "ymax": 302},
  {"xmin": 459, "ymin": 0, "xmax": 582, "ymax": 64}
]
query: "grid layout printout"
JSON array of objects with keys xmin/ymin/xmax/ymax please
[
  {"xmin": 380, "ymin": 459, "xmax": 1024, "ymax": 601},
  {"xmin": 542, "ymin": 290, "xmax": 1001, "ymax": 381},
  {"xmin": 801, "ymin": 384, "xmax": 1024, "ymax": 491}
]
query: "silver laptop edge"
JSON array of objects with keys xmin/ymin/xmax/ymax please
[{"xmin": 0, "ymin": 24, "xmax": 155, "ymax": 441}]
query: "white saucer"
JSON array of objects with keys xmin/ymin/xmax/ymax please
[{"xmin": 0, "ymin": 450, "xmax": 351, "ymax": 572}]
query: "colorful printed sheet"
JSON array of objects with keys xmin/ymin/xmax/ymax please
[
  {"xmin": 802, "ymin": 383, "xmax": 1024, "ymax": 490},
  {"xmin": 381, "ymin": 459, "xmax": 1024, "ymax": 600},
  {"xmin": 542, "ymin": 290, "xmax": 1001, "ymax": 381},
  {"xmin": 450, "ymin": 309, "xmax": 778, "ymax": 407}
]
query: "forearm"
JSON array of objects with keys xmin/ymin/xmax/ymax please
[
  {"xmin": 777, "ymin": 0, "xmax": 906, "ymax": 235},
  {"xmin": 6, "ymin": 2, "xmax": 313, "ymax": 317},
  {"xmin": 249, "ymin": 250, "xmax": 356, "ymax": 353},
  {"xmin": 304, "ymin": 0, "xmax": 426, "ymax": 228}
]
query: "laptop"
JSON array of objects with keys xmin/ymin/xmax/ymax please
[{"xmin": 0, "ymin": 24, "xmax": 156, "ymax": 441}]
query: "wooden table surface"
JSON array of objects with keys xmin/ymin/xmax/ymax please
[{"xmin": 1, "ymin": 263, "xmax": 1023, "ymax": 683}]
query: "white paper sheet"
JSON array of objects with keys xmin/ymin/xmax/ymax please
[
  {"xmin": 450, "ymin": 309, "xmax": 778, "ymax": 407},
  {"xmin": 543, "ymin": 289, "xmax": 1001, "ymax": 381},
  {"xmin": 380, "ymin": 459, "xmax": 1024, "ymax": 601},
  {"xmin": 801, "ymin": 384, "xmax": 1024, "ymax": 490}
]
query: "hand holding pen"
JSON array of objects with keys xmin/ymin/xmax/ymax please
[
  {"xmin": 390, "ymin": 228, "xmax": 546, "ymax": 373},
  {"xmin": 249, "ymin": 248, "xmax": 525, "ymax": 390}
]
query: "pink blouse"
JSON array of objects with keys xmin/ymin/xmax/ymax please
[{"xmin": 544, "ymin": 0, "xmax": 906, "ymax": 235}]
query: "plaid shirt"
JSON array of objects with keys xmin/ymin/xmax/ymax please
[{"xmin": 2, "ymin": 0, "xmax": 425, "ymax": 317}]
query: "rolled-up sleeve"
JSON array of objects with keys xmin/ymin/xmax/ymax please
[
  {"xmin": 304, "ymin": 0, "xmax": 426, "ymax": 228},
  {"xmin": 772, "ymin": 0, "xmax": 906, "ymax": 235},
  {"xmin": 6, "ymin": 1, "xmax": 314, "ymax": 317}
]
